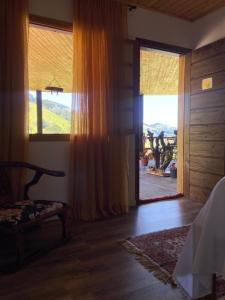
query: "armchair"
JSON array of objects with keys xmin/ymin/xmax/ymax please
[{"xmin": 0, "ymin": 161, "xmax": 72, "ymax": 267}]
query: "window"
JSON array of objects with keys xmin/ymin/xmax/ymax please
[
  {"xmin": 29, "ymin": 91, "xmax": 72, "ymax": 134},
  {"xmin": 28, "ymin": 22, "xmax": 73, "ymax": 137}
]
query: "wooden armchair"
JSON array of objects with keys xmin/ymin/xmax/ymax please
[{"xmin": 0, "ymin": 161, "xmax": 72, "ymax": 267}]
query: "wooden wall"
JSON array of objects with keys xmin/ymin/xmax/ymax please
[
  {"xmin": 123, "ymin": 40, "xmax": 136, "ymax": 206},
  {"xmin": 189, "ymin": 39, "xmax": 225, "ymax": 202}
]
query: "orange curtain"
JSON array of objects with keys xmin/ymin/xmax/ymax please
[
  {"xmin": 70, "ymin": 0, "xmax": 129, "ymax": 221},
  {"xmin": 0, "ymin": 0, "xmax": 28, "ymax": 199}
]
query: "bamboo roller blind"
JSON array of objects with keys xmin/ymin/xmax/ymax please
[
  {"xmin": 29, "ymin": 26, "xmax": 179, "ymax": 96},
  {"xmin": 140, "ymin": 49, "xmax": 179, "ymax": 95},
  {"xmin": 28, "ymin": 25, "xmax": 73, "ymax": 92}
]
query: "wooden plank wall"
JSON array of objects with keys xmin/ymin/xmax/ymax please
[
  {"xmin": 190, "ymin": 39, "xmax": 225, "ymax": 202},
  {"xmin": 123, "ymin": 40, "xmax": 136, "ymax": 206}
]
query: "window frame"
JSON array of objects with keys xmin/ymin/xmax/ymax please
[{"xmin": 29, "ymin": 14, "xmax": 73, "ymax": 142}]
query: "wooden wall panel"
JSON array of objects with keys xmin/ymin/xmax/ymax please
[
  {"xmin": 190, "ymin": 156, "xmax": 224, "ymax": 176},
  {"xmin": 191, "ymin": 71, "xmax": 225, "ymax": 94},
  {"xmin": 190, "ymin": 170, "xmax": 221, "ymax": 190},
  {"xmin": 121, "ymin": 40, "xmax": 135, "ymax": 133},
  {"xmin": 190, "ymin": 186, "xmax": 211, "ymax": 203},
  {"xmin": 123, "ymin": 40, "xmax": 136, "ymax": 206},
  {"xmin": 192, "ymin": 39, "xmax": 225, "ymax": 64},
  {"xmin": 190, "ymin": 125, "xmax": 225, "ymax": 142},
  {"xmin": 191, "ymin": 52, "xmax": 225, "ymax": 79},
  {"xmin": 189, "ymin": 37, "xmax": 225, "ymax": 203},
  {"xmin": 190, "ymin": 141, "xmax": 225, "ymax": 158},
  {"xmin": 190, "ymin": 108, "xmax": 225, "ymax": 125},
  {"xmin": 124, "ymin": 65, "xmax": 134, "ymax": 88},
  {"xmin": 191, "ymin": 89, "xmax": 225, "ymax": 109}
]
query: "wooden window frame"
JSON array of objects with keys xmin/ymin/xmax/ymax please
[
  {"xmin": 29, "ymin": 15, "xmax": 73, "ymax": 142},
  {"xmin": 29, "ymin": 14, "xmax": 73, "ymax": 33}
]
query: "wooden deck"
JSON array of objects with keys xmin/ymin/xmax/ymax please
[
  {"xmin": 0, "ymin": 199, "xmax": 203, "ymax": 300},
  {"xmin": 139, "ymin": 169, "xmax": 177, "ymax": 200}
]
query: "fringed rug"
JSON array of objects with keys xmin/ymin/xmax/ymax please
[{"xmin": 121, "ymin": 225, "xmax": 225, "ymax": 299}]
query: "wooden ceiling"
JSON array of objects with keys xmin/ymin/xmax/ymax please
[
  {"xmin": 123, "ymin": 0, "xmax": 225, "ymax": 21},
  {"xmin": 140, "ymin": 49, "xmax": 179, "ymax": 95},
  {"xmin": 28, "ymin": 25, "xmax": 73, "ymax": 92}
]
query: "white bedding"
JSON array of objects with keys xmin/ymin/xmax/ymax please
[{"xmin": 174, "ymin": 177, "xmax": 225, "ymax": 299}]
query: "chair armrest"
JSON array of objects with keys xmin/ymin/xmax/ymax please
[
  {"xmin": 0, "ymin": 161, "xmax": 65, "ymax": 177},
  {"xmin": 0, "ymin": 161, "xmax": 65, "ymax": 200}
]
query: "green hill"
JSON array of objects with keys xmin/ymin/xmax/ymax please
[
  {"xmin": 29, "ymin": 102, "xmax": 38, "ymax": 133},
  {"xmin": 29, "ymin": 96, "xmax": 71, "ymax": 134}
]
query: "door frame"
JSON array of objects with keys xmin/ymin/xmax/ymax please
[{"xmin": 134, "ymin": 38, "xmax": 191, "ymax": 205}]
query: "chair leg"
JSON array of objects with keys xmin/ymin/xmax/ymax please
[
  {"xmin": 211, "ymin": 273, "xmax": 217, "ymax": 300},
  {"xmin": 58, "ymin": 212, "xmax": 66, "ymax": 239},
  {"xmin": 15, "ymin": 231, "xmax": 24, "ymax": 267},
  {"xmin": 58, "ymin": 209, "xmax": 72, "ymax": 240}
]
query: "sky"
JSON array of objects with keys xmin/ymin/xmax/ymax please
[
  {"xmin": 29, "ymin": 92, "xmax": 178, "ymax": 128},
  {"xmin": 143, "ymin": 95, "xmax": 178, "ymax": 127},
  {"xmin": 30, "ymin": 91, "xmax": 72, "ymax": 108}
]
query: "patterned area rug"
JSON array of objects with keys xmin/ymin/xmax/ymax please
[{"xmin": 122, "ymin": 225, "xmax": 225, "ymax": 299}]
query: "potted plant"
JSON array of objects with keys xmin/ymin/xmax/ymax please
[
  {"xmin": 139, "ymin": 152, "xmax": 148, "ymax": 167},
  {"xmin": 170, "ymin": 162, "xmax": 177, "ymax": 178}
]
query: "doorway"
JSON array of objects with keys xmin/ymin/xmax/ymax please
[{"xmin": 134, "ymin": 40, "xmax": 190, "ymax": 204}]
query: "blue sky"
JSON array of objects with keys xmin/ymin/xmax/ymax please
[{"xmin": 143, "ymin": 95, "xmax": 178, "ymax": 127}]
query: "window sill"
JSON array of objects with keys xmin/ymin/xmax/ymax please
[{"xmin": 29, "ymin": 134, "xmax": 70, "ymax": 142}]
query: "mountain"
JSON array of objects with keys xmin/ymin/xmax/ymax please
[
  {"xmin": 143, "ymin": 123, "xmax": 176, "ymax": 137},
  {"xmin": 29, "ymin": 94, "xmax": 177, "ymax": 136},
  {"xmin": 42, "ymin": 99, "xmax": 71, "ymax": 121},
  {"xmin": 29, "ymin": 94, "xmax": 71, "ymax": 133}
]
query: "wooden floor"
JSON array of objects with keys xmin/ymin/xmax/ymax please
[
  {"xmin": 0, "ymin": 199, "xmax": 203, "ymax": 300},
  {"xmin": 139, "ymin": 169, "xmax": 177, "ymax": 200}
]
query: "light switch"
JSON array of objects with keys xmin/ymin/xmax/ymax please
[{"xmin": 202, "ymin": 77, "xmax": 213, "ymax": 90}]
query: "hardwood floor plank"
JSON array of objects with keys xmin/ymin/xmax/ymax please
[
  {"xmin": 0, "ymin": 199, "xmax": 203, "ymax": 300},
  {"xmin": 139, "ymin": 170, "xmax": 177, "ymax": 200}
]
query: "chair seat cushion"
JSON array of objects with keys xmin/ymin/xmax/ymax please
[{"xmin": 0, "ymin": 200, "xmax": 64, "ymax": 227}]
